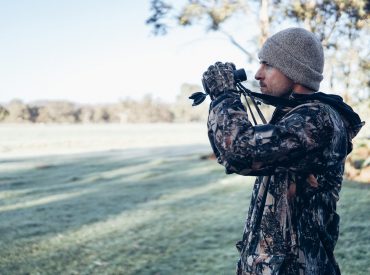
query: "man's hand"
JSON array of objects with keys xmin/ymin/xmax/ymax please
[{"xmin": 202, "ymin": 62, "xmax": 237, "ymax": 100}]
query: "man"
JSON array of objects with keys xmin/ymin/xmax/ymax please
[{"xmin": 202, "ymin": 28, "xmax": 363, "ymax": 274}]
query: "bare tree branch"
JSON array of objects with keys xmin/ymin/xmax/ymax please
[{"xmin": 219, "ymin": 29, "xmax": 254, "ymax": 61}]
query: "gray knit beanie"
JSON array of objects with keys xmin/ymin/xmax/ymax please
[{"xmin": 258, "ymin": 27, "xmax": 324, "ymax": 91}]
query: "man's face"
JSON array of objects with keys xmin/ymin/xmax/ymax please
[{"xmin": 255, "ymin": 61, "xmax": 293, "ymax": 97}]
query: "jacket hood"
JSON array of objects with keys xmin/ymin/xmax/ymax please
[
  {"xmin": 292, "ymin": 92, "xmax": 364, "ymax": 140},
  {"xmin": 249, "ymin": 91, "xmax": 365, "ymax": 147}
]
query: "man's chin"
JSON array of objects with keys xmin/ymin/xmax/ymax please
[
  {"xmin": 261, "ymin": 89, "xmax": 279, "ymax": 97},
  {"xmin": 260, "ymin": 88, "xmax": 271, "ymax": 96}
]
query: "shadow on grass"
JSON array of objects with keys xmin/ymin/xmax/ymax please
[
  {"xmin": 7, "ymin": 175, "xmax": 253, "ymax": 274},
  {"xmin": 0, "ymin": 144, "xmax": 252, "ymax": 274},
  {"xmin": 1, "ymin": 145, "xmax": 369, "ymax": 275},
  {"xmin": 0, "ymin": 145, "xmax": 214, "ymax": 230}
]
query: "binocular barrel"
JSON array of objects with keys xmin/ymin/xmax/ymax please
[{"xmin": 233, "ymin": 69, "xmax": 247, "ymax": 83}]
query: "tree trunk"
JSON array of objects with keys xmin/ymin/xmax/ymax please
[{"xmin": 259, "ymin": 0, "xmax": 270, "ymax": 47}]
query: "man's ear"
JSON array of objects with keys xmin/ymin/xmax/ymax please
[{"xmin": 292, "ymin": 84, "xmax": 315, "ymax": 94}]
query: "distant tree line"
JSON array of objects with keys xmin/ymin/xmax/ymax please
[
  {"xmin": 2, "ymin": 82, "xmax": 368, "ymax": 124},
  {"xmin": 0, "ymin": 84, "xmax": 208, "ymax": 123}
]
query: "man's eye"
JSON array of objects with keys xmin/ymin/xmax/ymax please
[
  {"xmin": 264, "ymin": 63, "xmax": 273, "ymax": 70},
  {"xmin": 260, "ymin": 61, "xmax": 272, "ymax": 68}
]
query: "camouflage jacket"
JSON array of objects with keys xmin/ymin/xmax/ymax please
[{"xmin": 207, "ymin": 92, "xmax": 363, "ymax": 275}]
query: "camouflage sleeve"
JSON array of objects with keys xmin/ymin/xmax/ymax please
[{"xmin": 207, "ymin": 95, "xmax": 335, "ymax": 175}]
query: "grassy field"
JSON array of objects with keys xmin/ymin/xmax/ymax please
[{"xmin": 0, "ymin": 124, "xmax": 369, "ymax": 275}]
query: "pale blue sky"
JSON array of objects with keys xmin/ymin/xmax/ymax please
[{"xmin": 0, "ymin": 0, "xmax": 259, "ymax": 104}]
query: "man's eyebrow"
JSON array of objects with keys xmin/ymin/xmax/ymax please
[{"xmin": 260, "ymin": 60, "xmax": 268, "ymax": 65}]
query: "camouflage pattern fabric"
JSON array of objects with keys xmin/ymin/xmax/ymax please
[
  {"xmin": 202, "ymin": 62, "xmax": 237, "ymax": 99},
  {"xmin": 207, "ymin": 93, "xmax": 355, "ymax": 275}
]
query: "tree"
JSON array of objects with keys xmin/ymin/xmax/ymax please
[
  {"xmin": 147, "ymin": 0, "xmax": 255, "ymax": 60},
  {"xmin": 0, "ymin": 105, "xmax": 9, "ymax": 121},
  {"xmin": 271, "ymin": 1, "xmax": 367, "ymax": 45},
  {"xmin": 147, "ymin": 0, "xmax": 370, "ymax": 99},
  {"xmin": 275, "ymin": 0, "xmax": 370, "ymax": 100},
  {"xmin": 4, "ymin": 99, "xmax": 35, "ymax": 123},
  {"xmin": 120, "ymin": 95, "xmax": 174, "ymax": 123},
  {"xmin": 35, "ymin": 101, "xmax": 79, "ymax": 123},
  {"xmin": 171, "ymin": 83, "xmax": 208, "ymax": 122}
]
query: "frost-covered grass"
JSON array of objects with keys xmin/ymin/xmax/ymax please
[{"xmin": 0, "ymin": 124, "xmax": 369, "ymax": 274}]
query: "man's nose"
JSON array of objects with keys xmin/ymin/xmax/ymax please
[{"xmin": 255, "ymin": 66, "xmax": 263, "ymax": 80}]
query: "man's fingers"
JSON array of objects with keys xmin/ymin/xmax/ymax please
[
  {"xmin": 225, "ymin": 62, "xmax": 236, "ymax": 71},
  {"xmin": 202, "ymin": 61, "xmax": 237, "ymax": 97}
]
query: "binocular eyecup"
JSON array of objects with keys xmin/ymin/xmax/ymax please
[{"xmin": 233, "ymin": 69, "xmax": 247, "ymax": 83}]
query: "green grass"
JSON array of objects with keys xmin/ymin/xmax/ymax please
[{"xmin": 0, "ymin": 146, "xmax": 369, "ymax": 275}]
